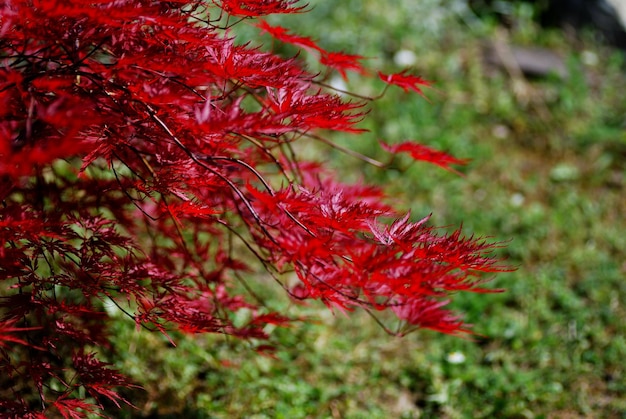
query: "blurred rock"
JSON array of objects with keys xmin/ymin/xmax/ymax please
[{"xmin": 483, "ymin": 42, "xmax": 568, "ymax": 79}]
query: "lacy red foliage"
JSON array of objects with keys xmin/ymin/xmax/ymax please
[{"xmin": 0, "ymin": 1, "xmax": 509, "ymax": 416}]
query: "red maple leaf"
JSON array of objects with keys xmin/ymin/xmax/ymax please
[
  {"xmin": 321, "ymin": 51, "xmax": 367, "ymax": 80},
  {"xmin": 381, "ymin": 140, "xmax": 470, "ymax": 173},
  {"xmin": 378, "ymin": 70, "xmax": 432, "ymax": 96},
  {"xmin": 256, "ymin": 20, "xmax": 324, "ymax": 53}
]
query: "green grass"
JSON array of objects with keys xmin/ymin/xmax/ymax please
[{"xmin": 111, "ymin": 2, "xmax": 626, "ymax": 417}]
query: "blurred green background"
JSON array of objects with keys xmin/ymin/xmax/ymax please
[{"xmin": 113, "ymin": 1, "xmax": 626, "ymax": 417}]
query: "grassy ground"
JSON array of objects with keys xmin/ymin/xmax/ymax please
[{"xmin": 112, "ymin": 2, "xmax": 626, "ymax": 417}]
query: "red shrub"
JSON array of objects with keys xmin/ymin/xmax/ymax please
[{"xmin": 0, "ymin": 1, "xmax": 508, "ymax": 416}]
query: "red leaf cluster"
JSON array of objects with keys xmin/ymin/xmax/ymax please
[{"xmin": 0, "ymin": 1, "xmax": 509, "ymax": 416}]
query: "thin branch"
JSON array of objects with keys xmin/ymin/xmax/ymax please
[{"xmin": 304, "ymin": 132, "xmax": 387, "ymax": 168}]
